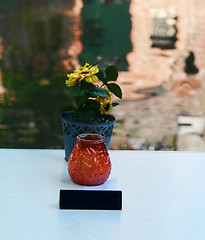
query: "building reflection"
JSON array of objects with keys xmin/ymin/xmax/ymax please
[
  {"xmin": 118, "ymin": 0, "xmax": 179, "ymax": 100},
  {"xmin": 0, "ymin": 38, "xmax": 7, "ymax": 104},
  {"xmin": 62, "ymin": 0, "xmax": 83, "ymax": 70},
  {"xmin": 64, "ymin": 0, "xmax": 176, "ymax": 101},
  {"xmin": 0, "ymin": 0, "xmax": 191, "ymax": 149}
]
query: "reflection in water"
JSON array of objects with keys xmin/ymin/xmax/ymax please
[
  {"xmin": 0, "ymin": 0, "xmax": 132, "ymax": 148},
  {"xmin": 79, "ymin": 0, "xmax": 132, "ymax": 70},
  {"xmin": 63, "ymin": 0, "xmax": 83, "ymax": 70},
  {"xmin": 0, "ymin": 0, "xmax": 76, "ymax": 148},
  {"xmin": 0, "ymin": 38, "xmax": 7, "ymax": 104}
]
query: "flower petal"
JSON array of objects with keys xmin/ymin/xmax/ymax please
[
  {"xmin": 65, "ymin": 79, "xmax": 77, "ymax": 87},
  {"xmin": 91, "ymin": 75, "xmax": 99, "ymax": 81},
  {"xmin": 85, "ymin": 76, "xmax": 92, "ymax": 82}
]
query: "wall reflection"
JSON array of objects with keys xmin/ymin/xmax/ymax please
[
  {"xmin": 0, "ymin": 0, "xmax": 133, "ymax": 148},
  {"xmin": 62, "ymin": 0, "xmax": 83, "ymax": 70},
  {"xmin": 1, "ymin": 0, "xmax": 203, "ymax": 150}
]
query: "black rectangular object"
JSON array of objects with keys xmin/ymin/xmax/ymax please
[{"xmin": 59, "ymin": 190, "xmax": 122, "ymax": 210}]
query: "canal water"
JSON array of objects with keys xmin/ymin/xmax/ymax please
[{"xmin": 0, "ymin": 0, "xmax": 131, "ymax": 148}]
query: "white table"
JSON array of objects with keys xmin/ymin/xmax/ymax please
[{"xmin": 1, "ymin": 149, "xmax": 205, "ymax": 240}]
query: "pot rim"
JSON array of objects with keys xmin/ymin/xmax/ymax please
[{"xmin": 62, "ymin": 111, "xmax": 115, "ymax": 125}]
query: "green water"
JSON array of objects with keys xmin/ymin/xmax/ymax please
[
  {"xmin": 80, "ymin": 0, "xmax": 132, "ymax": 70},
  {"xmin": 0, "ymin": 0, "xmax": 132, "ymax": 148}
]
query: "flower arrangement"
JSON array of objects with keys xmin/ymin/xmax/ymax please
[{"xmin": 61, "ymin": 63, "xmax": 122, "ymax": 122}]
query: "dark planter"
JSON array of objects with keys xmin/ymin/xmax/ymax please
[{"xmin": 62, "ymin": 111, "xmax": 115, "ymax": 161}]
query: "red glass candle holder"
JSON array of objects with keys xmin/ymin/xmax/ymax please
[{"xmin": 68, "ymin": 133, "xmax": 111, "ymax": 186}]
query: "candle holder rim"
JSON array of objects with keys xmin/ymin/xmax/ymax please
[{"xmin": 77, "ymin": 133, "xmax": 105, "ymax": 144}]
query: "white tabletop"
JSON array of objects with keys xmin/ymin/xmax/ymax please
[{"xmin": 1, "ymin": 149, "xmax": 205, "ymax": 240}]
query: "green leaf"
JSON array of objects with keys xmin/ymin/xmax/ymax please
[
  {"xmin": 75, "ymin": 100, "xmax": 101, "ymax": 122},
  {"xmin": 107, "ymin": 83, "xmax": 122, "ymax": 99},
  {"xmin": 65, "ymin": 85, "xmax": 88, "ymax": 97},
  {"xmin": 96, "ymin": 70, "xmax": 105, "ymax": 82},
  {"xmin": 76, "ymin": 95, "xmax": 88, "ymax": 108},
  {"xmin": 105, "ymin": 66, "xmax": 118, "ymax": 82},
  {"xmin": 86, "ymin": 83, "xmax": 110, "ymax": 98},
  {"xmin": 82, "ymin": 109, "xmax": 98, "ymax": 122},
  {"xmin": 112, "ymin": 102, "xmax": 119, "ymax": 107},
  {"xmin": 85, "ymin": 99, "xmax": 101, "ymax": 110},
  {"xmin": 58, "ymin": 106, "xmax": 75, "ymax": 114},
  {"xmin": 91, "ymin": 87, "xmax": 110, "ymax": 98}
]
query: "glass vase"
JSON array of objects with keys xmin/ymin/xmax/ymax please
[{"xmin": 68, "ymin": 133, "xmax": 111, "ymax": 186}]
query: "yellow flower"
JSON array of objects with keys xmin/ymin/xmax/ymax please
[
  {"xmin": 96, "ymin": 86, "xmax": 113, "ymax": 115},
  {"xmin": 99, "ymin": 98, "xmax": 113, "ymax": 115},
  {"xmin": 65, "ymin": 63, "xmax": 99, "ymax": 87},
  {"xmin": 65, "ymin": 74, "xmax": 78, "ymax": 87}
]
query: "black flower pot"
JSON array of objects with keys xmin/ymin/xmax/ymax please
[{"xmin": 62, "ymin": 111, "xmax": 115, "ymax": 161}]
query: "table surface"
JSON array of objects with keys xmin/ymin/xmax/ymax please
[{"xmin": 1, "ymin": 149, "xmax": 205, "ymax": 240}]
